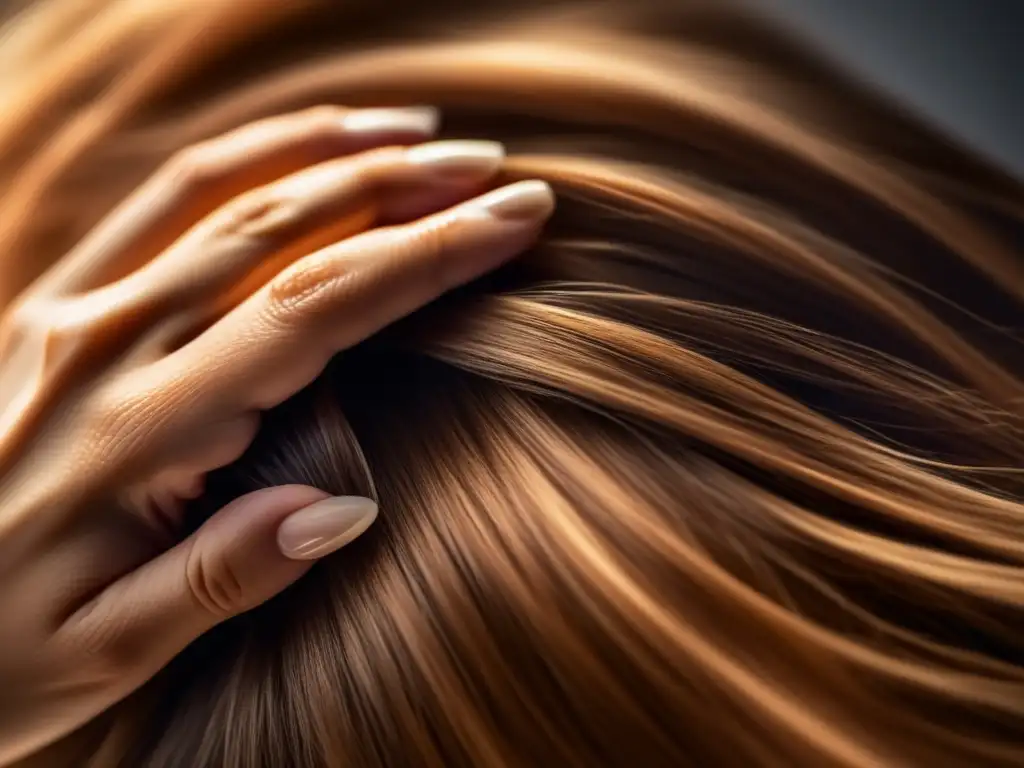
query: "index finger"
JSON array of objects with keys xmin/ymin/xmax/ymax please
[{"xmin": 147, "ymin": 179, "xmax": 554, "ymax": 425}]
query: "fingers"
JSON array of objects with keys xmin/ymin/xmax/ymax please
[
  {"xmin": 144, "ymin": 179, "xmax": 554, "ymax": 430},
  {"xmin": 103, "ymin": 139, "xmax": 509, "ymax": 335},
  {"xmin": 73, "ymin": 178, "xmax": 552, "ymax": 479},
  {"xmin": 55, "ymin": 486, "xmax": 377, "ymax": 690},
  {"xmin": 37, "ymin": 105, "xmax": 440, "ymax": 296}
]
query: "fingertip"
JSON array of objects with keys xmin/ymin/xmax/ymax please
[{"xmin": 429, "ymin": 178, "xmax": 555, "ymax": 288}]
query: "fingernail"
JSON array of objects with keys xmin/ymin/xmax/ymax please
[
  {"xmin": 471, "ymin": 180, "xmax": 555, "ymax": 220},
  {"xmin": 407, "ymin": 140, "xmax": 506, "ymax": 178},
  {"xmin": 277, "ymin": 496, "xmax": 379, "ymax": 560},
  {"xmin": 341, "ymin": 106, "xmax": 440, "ymax": 135}
]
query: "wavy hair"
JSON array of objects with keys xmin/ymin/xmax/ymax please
[{"xmin": 5, "ymin": 0, "xmax": 1024, "ymax": 766}]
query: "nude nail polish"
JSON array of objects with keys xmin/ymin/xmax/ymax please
[
  {"xmin": 406, "ymin": 140, "xmax": 506, "ymax": 177},
  {"xmin": 472, "ymin": 180, "xmax": 555, "ymax": 220},
  {"xmin": 340, "ymin": 106, "xmax": 440, "ymax": 135},
  {"xmin": 277, "ymin": 496, "xmax": 379, "ymax": 560}
]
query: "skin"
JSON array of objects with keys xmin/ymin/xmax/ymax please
[{"xmin": 0, "ymin": 104, "xmax": 555, "ymax": 765}]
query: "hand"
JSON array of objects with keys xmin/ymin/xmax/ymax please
[{"xmin": 0, "ymin": 104, "xmax": 555, "ymax": 765}]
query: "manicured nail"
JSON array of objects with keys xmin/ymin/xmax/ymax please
[
  {"xmin": 277, "ymin": 496, "xmax": 379, "ymax": 560},
  {"xmin": 341, "ymin": 106, "xmax": 440, "ymax": 135},
  {"xmin": 471, "ymin": 180, "xmax": 555, "ymax": 221},
  {"xmin": 406, "ymin": 140, "xmax": 506, "ymax": 178}
]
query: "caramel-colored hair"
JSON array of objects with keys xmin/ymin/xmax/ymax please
[{"xmin": 6, "ymin": 1, "xmax": 1024, "ymax": 766}]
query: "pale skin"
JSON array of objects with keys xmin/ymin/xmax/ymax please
[{"xmin": 0, "ymin": 104, "xmax": 555, "ymax": 765}]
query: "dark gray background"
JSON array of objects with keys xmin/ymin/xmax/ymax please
[{"xmin": 749, "ymin": 0, "xmax": 1024, "ymax": 178}]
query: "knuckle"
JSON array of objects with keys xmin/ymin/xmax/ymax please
[
  {"xmin": 212, "ymin": 188, "xmax": 302, "ymax": 244},
  {"xmin": 266, "ymin": 256, "xmax": 350, "ymax": 321},
  {"xmin": 3, "ymin": 295, "xmax": 52, "ymax": 333},
  {"xmin": 1, "ymin": 296, "xmax": 88, "ymax": 373},
  {"xmin": 184, "ymin": 540, "xmax": 248, "ymax": 620},
  {"xmin": 262, "ymin": 215, "xmax": 459, "ymax": 326},
  {"xmin": 0, "ymin": 296, "xmax": 42, "ymax": 342},
  {"xmin": 164, "ymin": 143, "xmax": 213, "ymax": 189},
  {"xmin": 0, "ymin": 297, "xmax": 164, "ymax": 473},
  {"xmin": 263, "ymin": 225, "xmax": 409, "ymax": 321}
]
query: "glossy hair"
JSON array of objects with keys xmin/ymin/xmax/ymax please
[{"xmin": 5, "ymin": 1, "xmax": 1024, "ymax": 766}]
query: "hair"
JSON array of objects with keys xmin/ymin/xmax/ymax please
[{"xmin": 5, "ymin": 0, "xmax": 1024, "ymax": 766}]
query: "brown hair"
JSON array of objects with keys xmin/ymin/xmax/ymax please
[{"xmin": 6, "ymin": 0, "xmax": 1024, "ymax": 765}]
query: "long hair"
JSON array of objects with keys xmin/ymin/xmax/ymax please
[{"xmin": 5, "ymin": 1, "xmax": 1024, "ymax": 766}]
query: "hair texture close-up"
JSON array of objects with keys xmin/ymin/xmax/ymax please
[{"xmin": 4, "ymin": 0, "xmax": 1024, "ymax": 766}]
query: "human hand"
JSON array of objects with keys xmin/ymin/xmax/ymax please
[{"xmin": 0, "ymin": 105, "xmax": 554, "ymax": 765}]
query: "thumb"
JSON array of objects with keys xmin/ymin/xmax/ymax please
[{"xmin": 61, "ymin": 485, "xmax": 377, "ymax": 686}]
